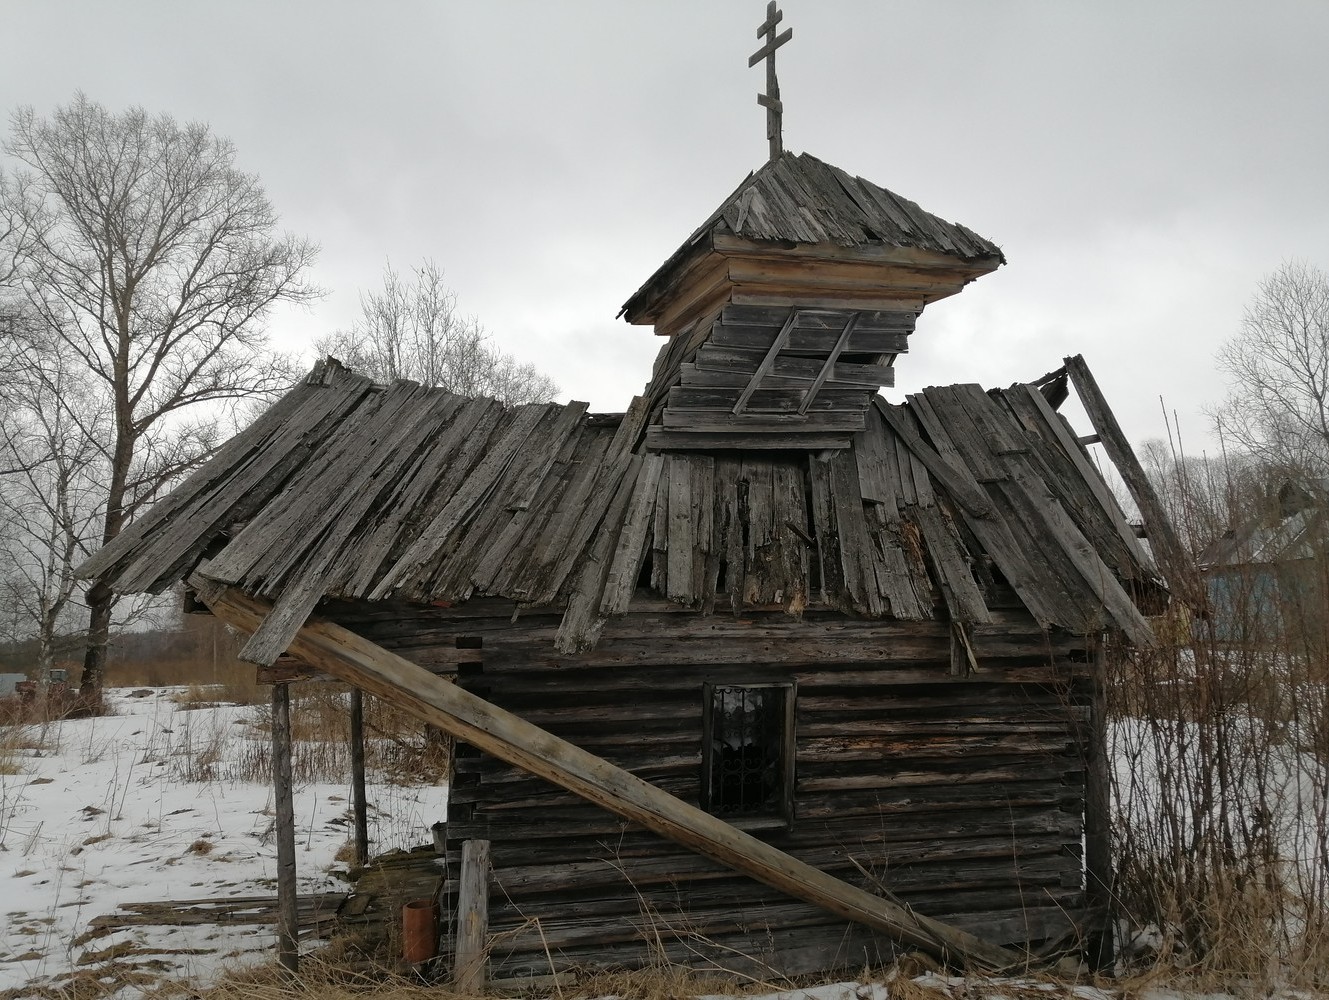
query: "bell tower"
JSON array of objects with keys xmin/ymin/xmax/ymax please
[{"xmin": 621, "ymin": 7, "xmax": 1004, "ymax": 451}]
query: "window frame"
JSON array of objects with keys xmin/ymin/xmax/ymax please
[{"xmin": 700, "ymin": 680, "xmax": 797, "ymax": 827}]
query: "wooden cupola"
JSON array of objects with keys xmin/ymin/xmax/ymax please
[{"xmin": 623, "ymin": 151, "xmax": 1005, "ymax": 451}]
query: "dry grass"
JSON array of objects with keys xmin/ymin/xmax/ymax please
[
  {"xmin": 1105, "ymin": 454, "xmax": 1329, "ymax": 990},
  {"xmin": 172, "ymin": 676, "xmax": 265, "ymax": 709},
  {"xmin": 181, "ymin": 952, "xmax": 784, "ymax": 1000},
  {"xmin": 0, "ymin": 726, "xmax": 23, "ymax": 776},
  {"xmin": 149, "ymin": 680, "xmax": 446, "ymax": 787},
  {"xmin": 233, "ymin": 684, "xmax": 450, "ymax": 787}
]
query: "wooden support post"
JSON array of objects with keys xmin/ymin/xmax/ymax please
[
  {"xmin": 271, "ymin": 681, "xmax": 299, "ymax": 974},
  {"xmin": 197, "ymin": 581, "xmax": 1023, "ymax": 972},
  {"xmin": 1084, "ymin": 640, "xmax": 1116, "ymax": 972},
  {"xmin": 349, "ymin": 687, "xmax": 370, "ymax": 867},
  {"xmin": 1063, "ymin": 354, "xmax": 1192, "ymax": 600},
  {"xmin": 453, "ymin": 839, "xmax": 490, "ymax": 991}
]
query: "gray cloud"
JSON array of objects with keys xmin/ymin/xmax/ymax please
[{"xmin": 3, "ymin": 0, "xmax": 1327, "ymax": 456}]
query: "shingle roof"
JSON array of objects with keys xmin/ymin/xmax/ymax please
[
  {"xmin": 78, "ymin": 358, "xmax": 1159, "ymax": 664},
  {"xmin": 718, "ymin": 152, "xmax": 1003, "ymax": 257},
  {"xmin": 620, "ymin": 152, "xmax": 1004, "ymax": 321}
]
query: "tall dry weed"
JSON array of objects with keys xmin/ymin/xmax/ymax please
[{"xmin": 1110, "ymin": 445, "xmax": 1329, "ymax": 987}]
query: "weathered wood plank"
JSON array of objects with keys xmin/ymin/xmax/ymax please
[
  {"xmin": 646, "ymin": 427, "xmax": 854, "ymax": 451},
  {"xmin": 555, "ymin": 453, "xmax": 644, "ymax": 652},
  {"xmin": 661, "ymin": 410, "xmax": 867, "ymax": 432},
  {"xmin": 1063, "ymin": 354, "xmax": 1189, "ymax": 598},
  {"xmin": 732, "ymin": 306, "xmax": 797, "ymax": 414},
  {"xmin": 689, "ymin": 349, "xmax": 894, "ymax": 388},
  {"xmin": 666, "ymin": 455, "xmax": 695, "ymax": 602},
  {"xmin": 1005, "ymin": 385, "xmax": 1150, "ymax": 571},
  {"xmin": 101, "ymin": 377, "xmax": 374, "ymax": 594},
  {"xmin": 349, "ymin": 688, "xmax": 369, "ymax": 867},
  {"xmin": 453, "ymin": 839, "xmax": 490, "ymax": 991},
  {"xmin": 874, "ymin": 399, "xmax": 995, "ymax": 519},
  {"xmin": 601, "ymin": 454, "xmax": 664, "ymax": 615},
  {"xmin": 372, "ymin": 402, "xmax": 551, "ymax": 600},
  {"xmin": 671, "ymin": 385, "xmax": 873, "ymax": 413},
  {"xmin": 801, "ymin": 314, "xmax": 861, "ymax": 414},
  {"xmin": 711, "ymin": 319, "xmax": 909, "ymax": 354}
]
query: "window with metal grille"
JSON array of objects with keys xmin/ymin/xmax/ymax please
[{"xmin": 701, "ymin": 682, "xmax": 795, "ymax": 822}]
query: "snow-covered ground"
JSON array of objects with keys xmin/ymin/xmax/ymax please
[
  {"xmin": 0, "ymin": 688, "xmax": 447, "ymax": 995},
  {"xmin": 3, "ymin": 689, "xmax": 1324, "ymax": 1000}
]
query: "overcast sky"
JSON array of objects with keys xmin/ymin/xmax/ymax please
[{"xmin": 3, "ymin": 1, "xmax": 1327, "ymax": 456}]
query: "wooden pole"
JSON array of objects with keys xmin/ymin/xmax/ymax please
[
  {"xmin": 453, "ymin": 839, "xmax": 491, "ymax": 991},
  {"xmin": 349, "ymin": 687, "xmax": 370, "ymax": 866},
  {"xmin": 271, "ymin": 681, "xmax": 299, "ymax": 974},
  {"xmin": 1063, "ymin": 353, "xmax": 1192, "ymax": 601},
  {"xmin": 1084, "ymin": 639, "xmax": 1116, "ymax": 971},
  {"xmin": 199, "ymin": 581, "xmax": 1022, "ymax": 972}
]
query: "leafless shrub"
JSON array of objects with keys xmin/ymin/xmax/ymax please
[
  {"xmin": 1110, "ymin": 440, "xmax": 1329, "ymax": 986},
  {"xmin": 315, "ymin": 259, "xmax": 557, "ymax": 406}
]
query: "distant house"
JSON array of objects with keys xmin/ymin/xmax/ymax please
[{"xmin": 1198, "ymin": 481, "xmax": 1329, "ymax": 645}]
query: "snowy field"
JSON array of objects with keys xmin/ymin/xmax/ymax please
[
  {"xmin": 0, "ymin": 687, "xmax": 446, "ymax": 995},
  {"xmin": 3, "ymin": 689, "xmax": 1323, "ymax": 1000}
]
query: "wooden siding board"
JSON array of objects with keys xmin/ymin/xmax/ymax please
[{"xmin": 432, "ymin": 604, "xmax": 1089, "ymax": 976}]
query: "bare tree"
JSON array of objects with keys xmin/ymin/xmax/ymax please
[
  {"xmin": 1214, "ymin": 260, "xmax": 1329, "ymax": 478},
  {"xmin": 0, "ymin": 94, "xmax": 319, "ymax": 696},
  {"xmin": 0, "ymin": 338, "xmax": 107, "ymax": 674},
  {"xmin": 317, "ymin": 259, "xmax": 558, "ymax": 405}
]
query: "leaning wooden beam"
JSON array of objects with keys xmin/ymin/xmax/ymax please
[
  {"xmin": 1063, "ymin": 354, "xmax": 1194, "ymax": 601},
  {"xmin": 195, "ymin": 580, "xmax": 1022, "ymax": 972}
]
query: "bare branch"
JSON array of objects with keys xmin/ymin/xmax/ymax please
[
  {"xmin": 0, "ymin": 94, "xmax": 321, "ymax": 692},
  {"xmin": 1213, "ymin": 260, "xmax": 1329, "ymax": 480},
  {"xmin": 315, "ymin": 258, "xmax": 558, "ymax": 406}
]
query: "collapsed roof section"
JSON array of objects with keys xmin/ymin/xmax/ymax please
[{"xmin": 78, "ymin": 356, "xmax": 1162, "ymax": 665}]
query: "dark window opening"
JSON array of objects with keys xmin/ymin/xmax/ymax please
[{"xmin": 701, "ymin": 682, "xmax": 795, "ymax": 822}]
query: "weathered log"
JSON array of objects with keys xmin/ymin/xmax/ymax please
[{"xmin": 453, "ymin": 840, "xmax": 491, "ymax": 991}]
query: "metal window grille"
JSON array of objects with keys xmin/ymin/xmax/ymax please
[{"xmin": 702, "ymin": 683, "xmax": 793, "ymax": 819}]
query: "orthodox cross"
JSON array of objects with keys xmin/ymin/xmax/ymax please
[{"xmin": 749, "ymin": 2, "xmax": 792, "ymax": 160}]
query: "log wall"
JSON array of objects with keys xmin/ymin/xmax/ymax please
[{"xmin": 330, "ymin": 598, "xmax": 1095, "ymax": 979}]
